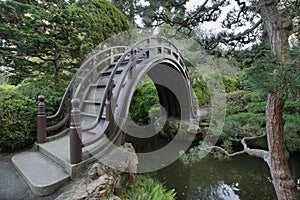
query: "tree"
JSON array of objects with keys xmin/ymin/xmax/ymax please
[
  {"xmin": 110, "ymin": 0, "xmax": 187, "ymax": 27},
  {"xmin": 137, "ymin": 0, "xmax": 187, "ymax": 27},
  {"xmin": 0, "ymin": 0, "xmax": 129, "ymax": 84},
  {"xmin": 110, "ymin": 0, "xmax": 136, "ymax": 25},
  {"xmin": 155, "ymin": 0, "xmax": 299, "ymax": 199}
]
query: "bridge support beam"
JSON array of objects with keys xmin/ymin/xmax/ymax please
[{"xmin": 70, "ymin": 98, "xmax": 82, "ymax": 164}]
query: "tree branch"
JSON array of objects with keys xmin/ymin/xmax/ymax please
[
  {"xmin": 224, "ymin": 18, "xmax": 263, "ymax": 42},
  {"xmin": 241, "ymin": 134, "xmax": 269, "ymax": 159},
  {"xmin": 206, "ymin": 18, "xmax": 263, "ymax": 49},
  {"xmin": 158, "ymin": 0, "xmax": 226, "ymax": 30},
  {"xmin": 197, "ymin": 133, "xmax": 269, "ymax": 159}
]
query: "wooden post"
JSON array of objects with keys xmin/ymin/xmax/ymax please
[
  {"xmin": 37, "ymin": 95, "xmax": 46, "ymax": 143},
  {"xmin": 70, "ymin": 98, "xmax": 82, "ymax": 164},
  {"xmin": 106, "ymin": 82, "xmax": 114, "ymax": 140},
  {"xmin": 146, "ymin": 39, "xmax": 150, "ymax": 58}
]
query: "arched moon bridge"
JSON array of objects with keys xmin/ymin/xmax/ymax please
[{"xmin": 12, "ymin": 36, "xmax": 199, "ymax": 196}]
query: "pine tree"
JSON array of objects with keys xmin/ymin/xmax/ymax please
[{"xmin": 0, "ymin": 0, "xmax": 129, "ymax": 84}]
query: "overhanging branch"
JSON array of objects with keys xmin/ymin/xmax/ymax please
[
  {"xmin": 197, "ymin": 133, "xmax": 269, "ymax": 159},
  {"xmin": 222, "ymin": 19, "xmax": 263, "ymax": 43}
]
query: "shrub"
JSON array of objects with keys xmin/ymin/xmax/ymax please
[
  {"xmin": 191, "ymin": 75, "xmax": 211, "ymax": 106},
  {"xmin": 226, "ymin": 91, "xmax": 249, "ymax": 115},
  {"xmin": 18, "ymin": 74, "xmax": 69, "ymax": 118},
  {"xmin": 0, "ymin": 74, "xmax": 70, "ymax": 152},
  {"xmin": 129, "ymin": 80, "xmax": 159, "ymax": 125},
  {"xmin": 120, "ymin": 176, "xmax": 176, "ymax": 200},
  {"xmin": 0, "ymin": 85, "xmax": 36, "ymax": 152},
  {"xmin": 222, "ymin": 75, "xmax": 243, "ymax": 93},
  {"xmin": 222, "ymin": 92, "xmax": 300, "ymax": 152}
]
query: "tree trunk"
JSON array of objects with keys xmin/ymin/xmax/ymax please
[
  {"xmin": 258, "ymin": 1, "xmax": 297, "ymax": 199},
  {"xmin": 129, "ymin": 0, "xmax": 135, "ymax": 25},
  {"xmin": 54, "ymin": 52, "xmax": 61, "ymax": 83},
  {"xmin": 266, "ymin": 93, "xmax": 297, "ymax": 199}
]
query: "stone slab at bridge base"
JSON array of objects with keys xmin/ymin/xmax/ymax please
[{"xmin": 11, "ymin": 141, "xmax": 137, "ymax": 196}]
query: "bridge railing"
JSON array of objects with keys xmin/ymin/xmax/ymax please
[
  {"xmin": 79, "ymin": 36, "xmax": 190, "ymax": 148},
  {"xmin": 37, "ymin": 35, "xmax": 193, "ymax": 164},
  {"xmin": 36, "ymin": 46, "xmax": 127, "ymax": 143}
]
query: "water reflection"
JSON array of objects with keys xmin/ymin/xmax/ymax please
[
  {"xmin": 128, "ymin": 134, "xmax": 300, "ymax": 199},
  {"xmin": 192, "ymin": 181, "xmax": 240, "ymax": 200},
  {"xmin": 154, "ymin": 153, "xmax": 300, "ymax": 200}
]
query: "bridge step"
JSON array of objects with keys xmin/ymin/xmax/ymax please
[
  {"xmin": 82, "ymin": 103, "xmax": 107, "ymax": 115},
  {"xmin": 83, "ymin": 100, "xmax": 101, "ymax": 104},
  {"xmin": 97, "ymin": 74, "xmax": 121, "ymax": 85},
  {"xmin": 102, "ymin": 66, "xmax": 125, "ymax": 75},
  {"xmin": 12, "ymin": 152, "xmax": 70, "ymax": 196},
  {"xmin": 37, "ymin": 121, "xmax": 109, "ymax": 174},
  {"xmin": 87, "ymin": 87, "xmax": 105, "ymax": 100}
]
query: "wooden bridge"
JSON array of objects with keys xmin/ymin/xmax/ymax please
[{"xmin": 12, "ymin": 36, "xmax": 198, "ymax": 196}]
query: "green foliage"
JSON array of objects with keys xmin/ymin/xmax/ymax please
[
  {"xmin": 283, "ymin": 114, "xmax": 300, "ymax": 152},
  {"xmin": 0, "ymin": 74, "xmax": 70, "ymax": 152},
  {"xmin": 244, "ymin": 47, "xmax": 300, "ymax": 98},
  {"xmin": 68, "ymin": 0, "xmax": 129, "ymax": 58},
  {"xmin": 0, "ymin": 0, "xmax": 129, "ymax": 84},
  {"xmin": 120, "ymin": 176, "xmax": 176, "ymax": 200},
  {"xmin": 18, "ymin": 74, "xmax": 69, "ymax": 120},
  {"xmin": 223, "ymin": 112, "xmax": 266, "ymax": 136},
  {"xmin": 0, "ymin": 74, "xmax": 9, "ymax": 85},
  {"xmin": 160, "ymin": 118, "xmax": 180, "ymax": 140},
  {"xmin": 223, "ymin": 92, "xmax": 300, "ymax": 152},
  {"xmin": 222, "ymin": 75, "xmax": 243, "ymax": 93},
  {"xmin": 129, "ymin": 80, "xmax": 159, "ymax": 125},
  {"xmin": 0, "ymin": 85, "xmax": 36, "ymax": 152},
  {"xmin": 191, "ymin": 73, "xmax": 210, "ymax": 106},
  {"xmin": 225, "ymin": 91, "xmax": 248, "ymax": 115},
  {"xmin": 191, "ymin": 66, "xmax": 243, "ymax": 106},
  {"xmin": 135, "ymin": 0, "xmax": 187, "ymax": 27},
  {"xmin": 189, "ymin": 91, "xmax": 300, "ymax": 160}
]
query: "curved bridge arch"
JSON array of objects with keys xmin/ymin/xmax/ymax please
[
  {"xmin": 35, "ymin": 36, "xmax": 199, "ymax": 170},
  {"xmin": 12, "ymin": 36, "xmax": 201, "ymax": 196}
]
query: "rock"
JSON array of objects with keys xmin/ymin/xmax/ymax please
[
  {"xmin": 100, "ymin": 143, "xmax": 138, "ymax": 175},
  {"xmin": 55, "ymin": 142, "xmax": 138, "ymax": 200},
  {"xmin": 88, "ymin": 163, "xmax": 104, "ymax": 180},
  {"xmin": 109, "ymin": 195, "xmax": 122, "ymax": 200},
  {"xmin": 55, "ymin": 179, "xmax": 88, "ymax": 200}
]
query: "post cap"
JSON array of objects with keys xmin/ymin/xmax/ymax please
[
  {"xmin": 71, "ymin": 98, "xmax": 80, "ymax": 108},
  {"xmin": 38, "ymin": 95, "xmax": 45, "ymax": 102}
]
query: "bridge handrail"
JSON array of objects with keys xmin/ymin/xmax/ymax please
[
  {"xmin": 80, "ymin": 36, "xmax": 185, "ymax": 146},
  {"xmin": 73, "ymin": 52, "xmax": 125, "ymax": 98},
  {"xmin": 45, "ymin": 46, "xmax": 127, "ymax": 131}
]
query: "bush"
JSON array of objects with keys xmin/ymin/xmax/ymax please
[
  {"xmin": 0, "ymin": 85, "xmax": 36, "ymax": 152},
  {"xmin": 0, "ymin": 74, "xmax": 70, "ymax": 152},
  {"xmin": 191, "ymin": 68, "xmax": 244, "ymax": 107},
  {"xmin": 191, "ymin": 75, "xmax": 211, "ymax": 106},
  {"xmin": 18, "ymin": 74, "xmax": 69, "ymax": 118},
  {"xmin": 226, "ymin": 91, "xmax": 249, "ymax": 115},
  {"xmin": 222, "ymin": 92, "xmax": 300, "ymax": 152},
  {"xmin": 222, "ymin": 75, "xmax": 243, "ymax": 93},
  {"xmin": 120, "ymin": 176, "xmax": 176, "ymax": 200},
  {"xmin": 129, "ymin": 80, "xmax": 159, "ymax": 125}
]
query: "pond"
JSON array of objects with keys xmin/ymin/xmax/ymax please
[
  {"xmin": 155, "ymin": 153, "xmax": 300, "ymax": 200},
  {"xmin": 127, "ymin": 135, "xmax": 300, "ymax": 200}
]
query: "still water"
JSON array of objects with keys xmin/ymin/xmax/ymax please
[
  {"xmin": 155, "ymin": 154, "xmax": 299, "ymax": 200},
  {"xmin": 128, "ymin": 135, "xmax": 300, "ymax": 200}
]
